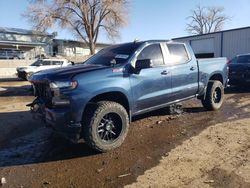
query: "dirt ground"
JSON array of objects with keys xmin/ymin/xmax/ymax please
[
  {"xmin": 0, "ymin": 80, "xmax": 250, "ymax": 188},
  {"xmin": 127, "ymin": 119, "xmax": 250, "ymax": 188}
]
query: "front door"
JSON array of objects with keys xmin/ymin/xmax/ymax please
[{"xmin": 130, "ymin": 43, "xmax": 172, "ymax": 114}]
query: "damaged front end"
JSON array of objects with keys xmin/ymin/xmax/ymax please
[
  {"xmin": 27, "ymin": 80, "xmax": 82, "ymax": 143},
  {"xmin": 27, "ymin": 81, "xmax": 52, "ymax": 122}
]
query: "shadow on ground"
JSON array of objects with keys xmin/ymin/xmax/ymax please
[
  {"xmin": 0, "ymin": 85, "xmax": 33, "ymax": 97},
  {"xmin": 0, "ymin": 78, "xmax": 23, "ymax": 82},
  {"xmin": 0, "ymin": 104, "xmax": 202, "ymax": 169}
]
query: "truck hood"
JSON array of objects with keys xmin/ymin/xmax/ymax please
[
  {"xmin": 17, "ymin": 66, "xmax": 36, "ymax": 71},
  {"xmin": 29, "ymin": 63, "xmax": 109, "ymax": 81}
]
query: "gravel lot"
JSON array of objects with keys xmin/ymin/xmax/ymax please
[{"xmin": 0, "ymin": 80, "xmax": 249, "ymax": 188}]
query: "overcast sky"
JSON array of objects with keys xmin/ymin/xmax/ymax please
[{"xmin": 0, "ymin": 0, "xmax": 250, "ymax": 43}]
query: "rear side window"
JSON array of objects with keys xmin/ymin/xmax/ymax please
[
  {"xmin": 137, "ymin": 44, "xmax": 164, "ymax": 66},
  {"xmin": 51, "ymin": 61, "xmax": 63, "ymax": 65},
  {"xmin": 237, "ymin": 55, "xmax": 250, "ymax": 63},
  {"xmin": 166, "ymin": 43, "xmax": 190, "ymax": 64},
  {"xmin": 41, "ymin": 61, "xmax": 51, "ymax": 65}
]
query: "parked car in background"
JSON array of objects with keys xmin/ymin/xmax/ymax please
[
  {"xmin": 0, "ymin": 49, "xmax": 25, "ymax": 59},
  {"xmin": 16, "ymin": 58, "xmax": 73, "ymax": 80},
  {"xmin": 228, "ymin": 54, "xmax": 250, "ymax": 86},
  {"xmin": 28, "ymin": 40, "xmax": 228, "ymax": 152}
]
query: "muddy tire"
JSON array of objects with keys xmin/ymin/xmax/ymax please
[
  {"xmin": 202, "ymin": 80, "xmax": 224, "ymax": 111},
  {"xmin": 82, "ymin": 101, "xmax": 129, "ymax": 152}
]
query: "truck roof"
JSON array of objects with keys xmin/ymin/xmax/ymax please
[
  {"xmin": 41, "ymin": 58, "xmax": 68, "ymax": 61},
  {"xmin": 112, "ymin": 40, "xmax": 171, "ymax": 49},
  {"xmin": 131, "ymin": 39, "xmax": 170, "ymax": 44},
  {"xmin": 237, "ymin": 53, "xmax": 250, "ymax": 57}
]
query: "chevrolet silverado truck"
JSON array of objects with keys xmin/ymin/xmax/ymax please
[
  {"xmin": 16, "ymin": 58, "xmax": 73, "ymax": 80},
  {"xmin": 28, "ymin": 40, "xmax": 228, "ymax": 152}
]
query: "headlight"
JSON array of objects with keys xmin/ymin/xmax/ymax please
[{"xmin": 49, "ymin": 80, "xmax": 78, "ymax": 89}]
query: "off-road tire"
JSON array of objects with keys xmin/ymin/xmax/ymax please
[
  {"xmin": 202, "ymin": 80, "xmax": 224, "ymax": 111},
  {"xmin": 82, "ymin": 101, "xmax": 129, "ymax": 152}
]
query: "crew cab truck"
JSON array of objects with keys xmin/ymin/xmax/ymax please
[{"xmin": 28, "ymin": 40, "xmax": 228, "ymax": 152}]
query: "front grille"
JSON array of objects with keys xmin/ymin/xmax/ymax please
[{"xmin": 33, "ymin": 83, "xmax": 53, "ymax": 105}]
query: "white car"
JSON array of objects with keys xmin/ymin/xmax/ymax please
[{"xmin": 16, "ymin": 58, "xmax": 73, "ymax": 80}]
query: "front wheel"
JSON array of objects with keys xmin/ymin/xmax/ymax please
[
  {"xmin": 82, "ymin": 101, "xmax": 129, "ymax": 152},
  {"xmin": 201, "ymin": 80, "xmax": 224, "ymax": 111}
]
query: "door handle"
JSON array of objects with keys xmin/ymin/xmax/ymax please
[
  {"xmin": 190, "ymin": 66, "xmax": 196, "ymax": 71},
  {"xmin": 161, "ymin": 70, "xmax": 169, "ymax": 75}
]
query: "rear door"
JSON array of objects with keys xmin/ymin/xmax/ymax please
[
  {"xmin": 165, "ymin": 43, "xmax": 198, "ymax": 100},
  {"xmin": 130, "ymin": 43, "xmax": 172, "ymax": 113}
]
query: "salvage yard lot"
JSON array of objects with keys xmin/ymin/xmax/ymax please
[{"xmin": 0, "ymin": 80, "xmax": 250, "ymax": 187}]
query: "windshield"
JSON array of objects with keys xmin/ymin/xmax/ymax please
[
  {"xmin": 85, "ymin": 42, "xmax": 142, "ymax": 66},
  {"xmin": 238, "ymin": 55, "xmax": 250, "ymax": 64},
  {"xmin": 31, "ymin": 60, "xmax": 42, "ymax": 66}
]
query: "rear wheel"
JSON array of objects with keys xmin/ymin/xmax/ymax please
[
  {"xmin": 201, "ymin": 80, "xmax": 224, "ymax": 111},
  {"xmin": 82, "ymin": 101, "xmax": 129, "ymax": 152}
]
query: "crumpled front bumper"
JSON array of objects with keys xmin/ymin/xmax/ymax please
[{"xmin": 29, "ymin": 101, "xmax": 82, "ymax": 143}]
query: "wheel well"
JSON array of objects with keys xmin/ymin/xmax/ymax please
[
  {"xmin": 198, "ymin": 74, "xmax": 223, "ymax": 100},
  {"xmin": 209, "ymin": 74, "xmax": 223, "ymax": 84},
  {"xmin": 84, "ymin": 92, "xmax": 130, "ymax": 115}
]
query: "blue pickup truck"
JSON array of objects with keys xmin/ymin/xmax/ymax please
[{"xmin": 28, "ymin": 40, "xmax": 228, "ymax": 152}]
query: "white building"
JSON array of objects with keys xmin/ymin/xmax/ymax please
[
  {"xmin": 0, "ymin": 27, "xmax": 110, "ymax": 60},
  {"xmin": 0, "ymin": 27, "xmax": 54, "ymax": 59},
  {"xmin": 173, "ymin": 26, "xmax": 250, "ymax": 60}
]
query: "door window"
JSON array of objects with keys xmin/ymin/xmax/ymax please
[
  {"xmin": 166, "ymin": 43, "xmax": 190, "ymax": 65},
  {"xmin": 238, "ymin": 55, "xmax": 250, "ymax": 63},
  {"xmin": 41, "ymin": 61, "xmax": 51, "ymax": 65},
  {"xmin": 51, "ymin": 61, "xmax": 63, "ymax": 65},
  {"xmin": 137, "ymin": 44, "xmax": 164, "ymax": 66}
]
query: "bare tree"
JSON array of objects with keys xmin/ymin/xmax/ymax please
[
  {"xmin": 186, "ymin": 5, "xmax": 229, "ymax": 35},
  {"xmin": 24, "ymin": 0, "xmax": 129, "ymax": 55}
]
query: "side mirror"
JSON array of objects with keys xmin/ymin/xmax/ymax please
[{"xmin": 135, "ymin": 59, "xmax": 153, "ymax": 71}]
